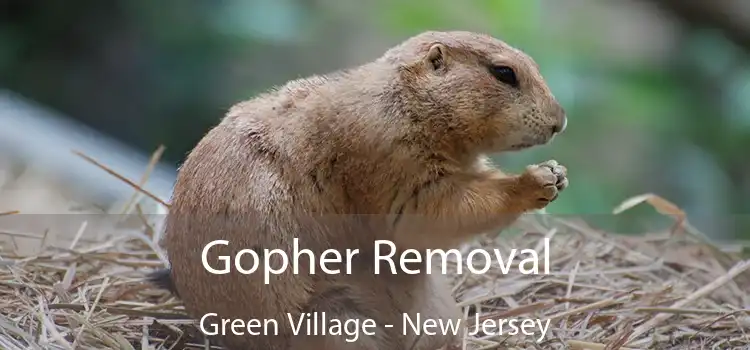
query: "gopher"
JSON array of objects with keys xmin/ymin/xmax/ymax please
[{"xmin": 149, "ymin": 31, "xmax": 568, "ymax": 350}]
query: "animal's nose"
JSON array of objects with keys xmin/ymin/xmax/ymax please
[
  {"xmin": 552, "ymin": 116, "xmax": 567, "ymax": 134},
  {"xmin": 551, "ymin": 104, "xmax": 567, "ymax": 134}
]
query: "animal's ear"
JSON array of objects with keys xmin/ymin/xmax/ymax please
[{"xmin": 424, "ymin": 43, "xmax": 448, "ymax": 71}]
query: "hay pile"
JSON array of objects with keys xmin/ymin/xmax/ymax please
[
  {"xmin": 0, "ymin": 151, "xmax": 748, "ymax": 349},
  {"xmin": 1, "ymin": 204, "xmax": 749, "ymax": 350}
]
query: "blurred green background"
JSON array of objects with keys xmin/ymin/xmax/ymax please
[{"xmin": 1, "ymin": 0, "xmax": 749, "ymax": 239}]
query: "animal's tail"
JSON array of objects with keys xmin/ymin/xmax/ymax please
[{"xmin": 146, "ymin": 268, "xmax": 180, "ymax": 298}]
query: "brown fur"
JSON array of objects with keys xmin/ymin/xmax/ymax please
[{"xmin": 155, "ymin": 31, "xmax": 568, "ymax": 350}]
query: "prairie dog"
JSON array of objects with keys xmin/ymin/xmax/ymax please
[{"xmin": 150, "ymin": 31, "xmax": 568, "ymax": 350}]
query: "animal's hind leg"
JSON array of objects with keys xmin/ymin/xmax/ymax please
[
  {"xmin": 288, "ymin": 284, "xmax": 403, "ymax": 350},
  {"xmin": 392, "ymin": 273, "xmax": 463, "ymax": 350}
]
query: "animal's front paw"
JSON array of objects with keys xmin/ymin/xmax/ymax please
[{"xmin": 518, "ymin": 159, "xmax": 567, "ymax": 210}]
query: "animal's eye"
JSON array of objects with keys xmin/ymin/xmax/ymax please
[{"xmin": 489, "ymin": 65, "xmax": 518, "ymax": 87}]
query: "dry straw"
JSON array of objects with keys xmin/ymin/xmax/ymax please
[{"xmin": 1, "ymin": 148, "xmax": 749, "ymax": 349}]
